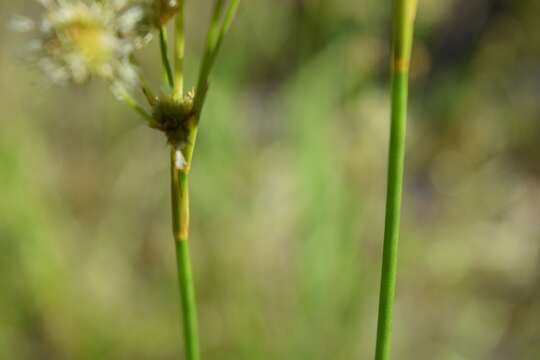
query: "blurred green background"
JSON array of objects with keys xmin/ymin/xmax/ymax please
[{"xmin": 1, "ymin": 0, "xmax": 540, "ymax": 359}]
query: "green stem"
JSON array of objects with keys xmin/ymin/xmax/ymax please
[
  {"xmin": 374, "ymin": 1, "xmax": 417, "ymax": 360},
  {"xmin": 173, "ymin": 0, "xmax": 185, "ymax": 99},
  {"xmin": 167, "ymin": 2, "xmax": 238, "ymax": 357},
  {"xmin": 175, "ymin": 240, "xmax": 199, "ymax": 360},
  {"xmin": 170, "ymin": 2, "xmax": 202, "ymax": 358},
  {"xmin": 159, "ymin": 26, "xmax": 175, "ymax": 90},
  {"xmin": 193, "ymin": 0, "xmax": 240, "ymax": 120},
  {"xmin": 170, "ymin": 142, "xmax": 200, "ymax": 360},
  {"xmin": 118, "ymin": 91, "xmax": 152, "ymax": 121}
]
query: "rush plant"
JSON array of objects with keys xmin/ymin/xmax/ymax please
[
  {"xmin": 374, "ymin": 0, "xmax": 418, "ymax": 359},
  {"xmin": 11, "ymin": 1, "xmax": 423, "ymax": 358},
  {"xmin": 11, "ymin": 1, "xmax": 239, "ymax": 359}
]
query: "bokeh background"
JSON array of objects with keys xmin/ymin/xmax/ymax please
[{"xmin": 1, "ymin": 0, "xmax": 540, "ymax": 359}]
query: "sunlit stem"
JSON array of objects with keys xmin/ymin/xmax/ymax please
[
  {"xmin": 173, "ymin": 0, "xmax": 185, "ymax": 99},
  {"xmin": 374, "ymin": 1, "xmax": 418, "ymax": 360}
]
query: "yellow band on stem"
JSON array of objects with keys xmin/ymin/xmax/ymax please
[{"xmin": 392, "ymin": 58, "xmax": 410, "ymax": 73}]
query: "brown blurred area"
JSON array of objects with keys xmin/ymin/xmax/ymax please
[{"xmin": 1, "ymin": 0, "xmax": 539, "ymax": 359}]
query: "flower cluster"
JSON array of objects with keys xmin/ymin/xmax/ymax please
[
  {"xmin": 10, "ymin": 0, "xmax": 173, "ymax": 94},
  {"xmin": 149, "ymin": 91, "xmax": 194, "ymax": 142}
]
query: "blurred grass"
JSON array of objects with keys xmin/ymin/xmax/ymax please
[{"xmin": 1, "ymin": 0, "xmax": 540, "ymax": 359}]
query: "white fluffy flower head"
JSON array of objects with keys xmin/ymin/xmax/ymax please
[{"xmin": 13, "ymin": 0, "xmax": 150, "ymax": 88}]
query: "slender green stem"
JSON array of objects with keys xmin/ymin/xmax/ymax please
[
  {"xmin": 170, "ymin": 2, "xmax": 201, "ymax": 358},
  {"xmin": 193, "ymin": 0, "xmax": 240, "ymax": 120},
  {"xmin": 170, "ymin": 142, "xmax": 200, "ymax": 360},
  {"xmin": 159, "ymin": 26, "xmax": 175, "ymax": 90},
  {"xmin": 118, "ymin": 90, "xmax": 152, "ymax": 121},
  {"xmin": 168, "ymin": 2, "xmax": 238, "ymax": 358},
  {"xmin": 374, "ymin": 1, "xmax": 417, "ymax": 360},
  {"xmin": 140, "ymin": 77, "xmax": 157, "ymax": 106},
  {"xmin": 175, "ymin": 240, "xmax": 199, "ymax": 360},
  {"xmin": 173, "ymin": 0, "xmax": 185, "ymax": 99}
]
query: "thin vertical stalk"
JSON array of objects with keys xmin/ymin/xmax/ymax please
[
  {"xmin": 171, "ymin": 1, "xmax": 200, "ymax": 358},
  {"xmin": 193, "ymin": 0, "xmax": 239, "ymax": 119},
  {"xmin": 159, "ymin": 26, "xmax": 174, "ymax": 89},
  {"xmin": 374, "ymin": 1, "xmax": 418, "ymax": 360},
  {"xmin": 168, "ymin": 1, "xmax": 238, "ymax": 358},
  {"xmin": 170, "ymin": 135, "xmax": 199, "ymax": 360},
  {"xmin": 173, "ymin": 0, "xmax": 185, "ymax": 99}
]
